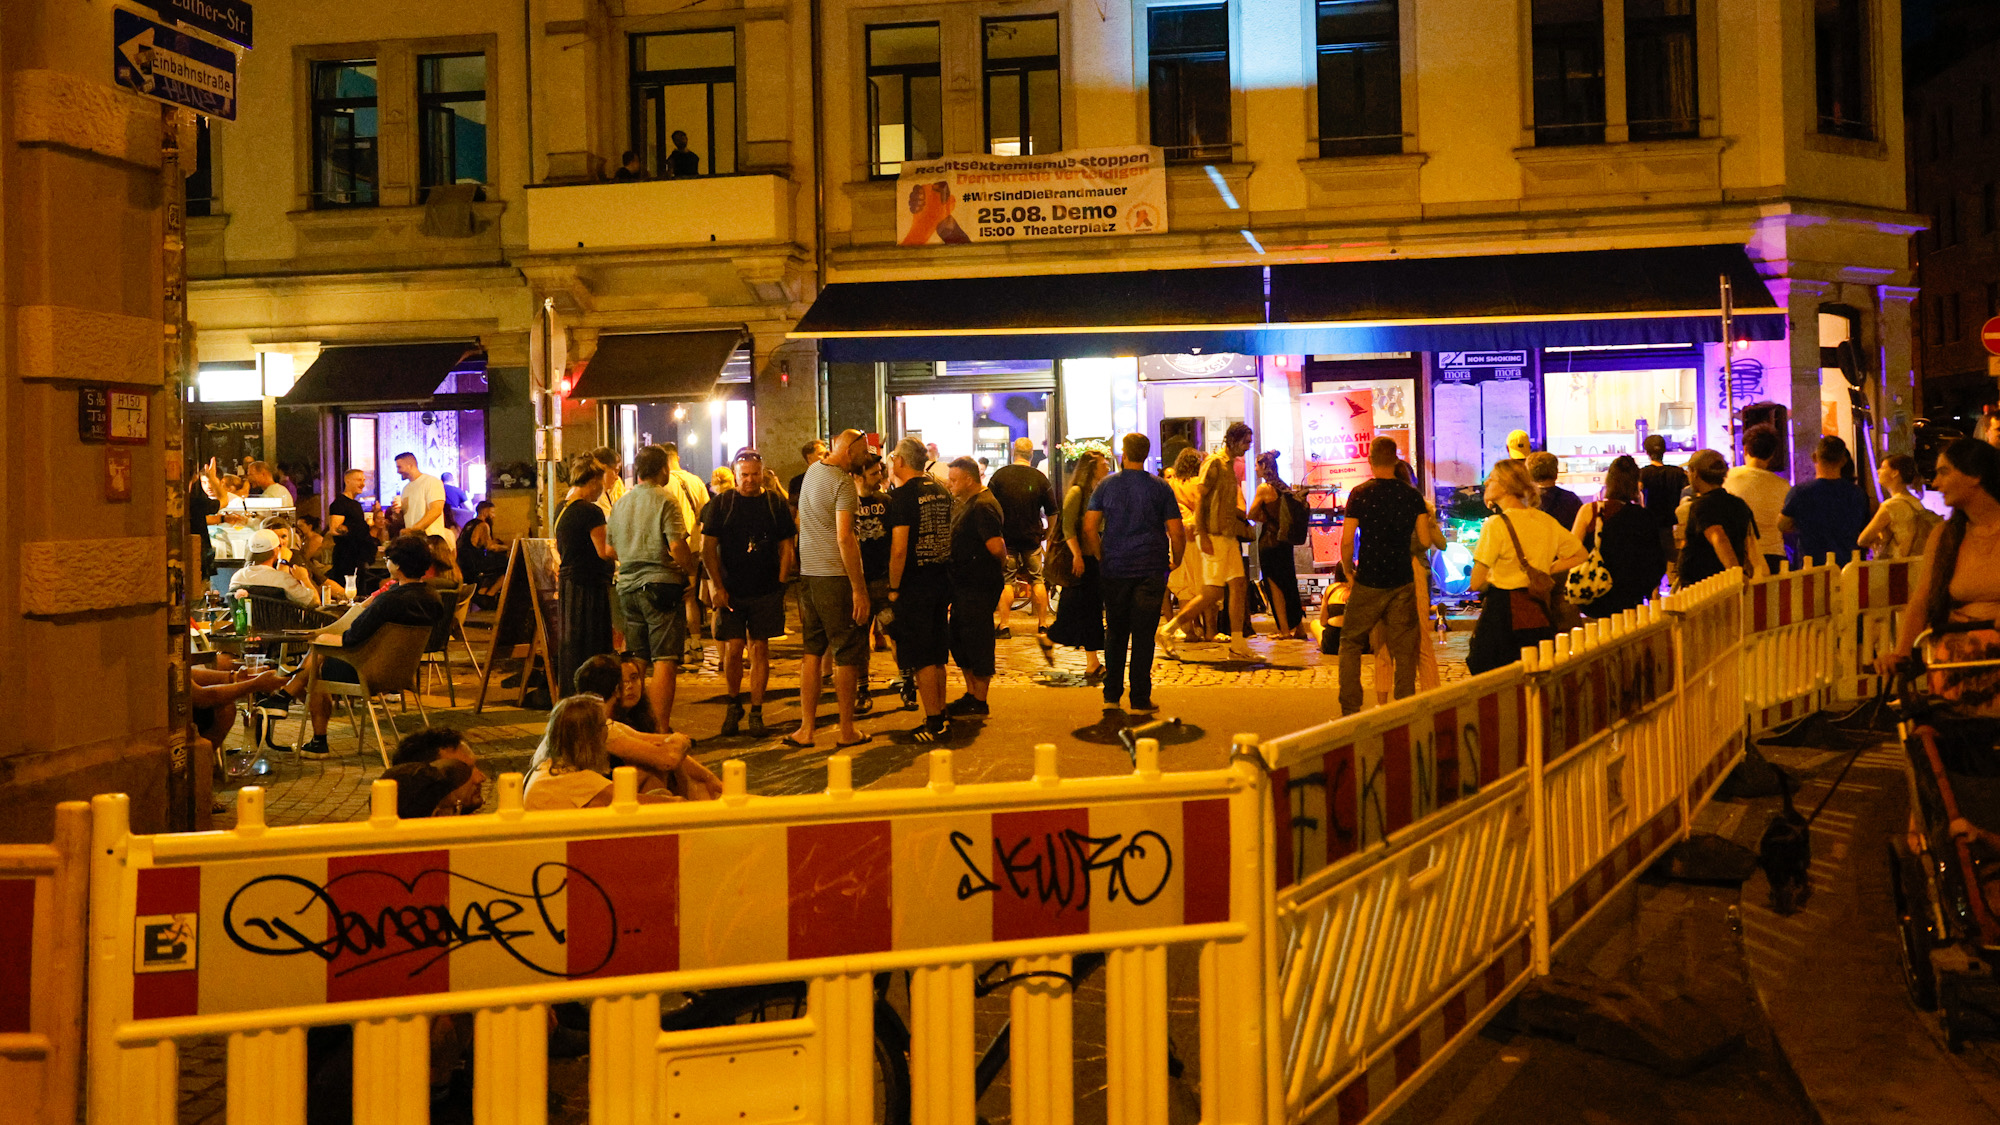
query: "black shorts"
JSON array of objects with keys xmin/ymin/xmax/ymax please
[
  {"xmin": 949, "ymin": 582, "xmax": 1003, "ymax": 678},
  {"xmin": 890, "ymin": 585, "xmax": 951, "ymax": 669},
  {"xmin": 716, "ymin": 590, "xmax": 785, "ymax": 642}
]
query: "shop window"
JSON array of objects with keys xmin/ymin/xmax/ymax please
[
  {"xmin": 310, "ymin": 59, "xmax": 378, "ymax": 208},
  {"xmin": 1531, "ymin": 0, "xmax": 1606, "ymax": 146},
  {"xmin": 1148, "ymin": 4, "xmax": 1232, "ymax": 162},
  {"xmin": 419, "ymin": 54, "xmax": 488, "ymax": 193},
  {"xmin": 1814, "ymin": 0, "xmax": 1872, "ymax": 140},
  {"xmin": 187, "ymin": 115, "xmax": 215, "ymax": 217},
  {"xmin": 984, "ymin": 16, "xmax": 1061, "ymax": 157},
  {"xmin": 867, "ymin": 23, "xmax": 942, "ymax": 176},
  {"xmin": 1625, "ymin": 0, "xmax": 1697, "ymax": 139},
  {"xmin": 631, "ymin": 29, "xmax": 738, "ymax": 178},
  {"xmin": 1315, "ymin": 0, "xmax": 1401, "ymax": 157}
]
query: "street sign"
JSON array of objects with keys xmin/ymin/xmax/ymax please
[
  {"xmin": 1982, "ymin": 315, "xmax": 2000, "ymax": 356},
  {"xmin": 112, "ymin": 9, "xmax": 237, "ymax": 122},
  {"xmin": 140, "ymin": 0, "xmax": 252, "ymax": 50}
]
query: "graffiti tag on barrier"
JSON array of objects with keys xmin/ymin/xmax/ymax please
[
  {"xmin": 222, "ymin": 864, "xmax": 616, "ymax": 979},
  {"xmin": 949, "ymin": 828, "xmax": 1173, "ymax": 912}
]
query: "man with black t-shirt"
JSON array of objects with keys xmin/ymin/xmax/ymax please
[
  {"xmin": 886, "ymin": 437, "xmax": 956, "ymax": 741},
  {"xmin": 986, "ymin": 437, "xmax": 1060, "ymax": 648},
  {"xmin": 946, "ymin": 457, "xmax": 1007, "ymax": 718},
  {"xmin": 325, "ymin": 469, "xmax": 379, "ymax": 590},
  {"xmin": 701, "ymin": 449, "xmax": 796, "ymax": 737},
  {"xmin": 1639, "ymin": 435, "xmax": 1688, "ymax": 567},
  {"xmin": 1337, "ymin": 437, "xmax": 1441, "ymax": 714}
]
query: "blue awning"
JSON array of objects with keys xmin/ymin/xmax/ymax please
[{"xmin": 791, "ymin": 244, "xmax": 1786, "ymax": 362}]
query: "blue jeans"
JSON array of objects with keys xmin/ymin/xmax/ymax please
[{"xmin": 1101, "ymin": 574, "xmax": 1165, "ymax": 706}]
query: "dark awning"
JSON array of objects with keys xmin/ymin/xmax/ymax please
[
  {"xmin": 570, "ymin": 329, "xmax": 748, "ymax": 402},
  {"xmin": 790, "ymin": 245, "xmax": 1786, "ymax": 361},
  {"xmin": 283, "ymin": 343, "xmax": 484, "ymax": 407}
]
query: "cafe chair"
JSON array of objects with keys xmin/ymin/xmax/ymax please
[
  {"xmin": 417, "ymin": 587, "xmax": 476, "ymax": 706},
  {"xmin": 302, "ymin": 623, "xmax": 432, "ymax": 767}
]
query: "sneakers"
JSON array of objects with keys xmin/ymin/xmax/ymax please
[
  {"xmin": 745, "ymin": 705, "xmax": 765, "ymax": 738},
  {"xmin": 720, "ymin": 700, "xmax": 745, "ymax": 737},
  {"xmin": 1128, "ymin": 698, "xmax": 1160, "ymax": 713},
  {"xmin": 945, "ymin": 693, "xmax": 990, "ymax": 717},
  {"xmin": 854, "ymin": 686, "xmax": 876, "ymax": 717},
  {"xmin": 899, "ymin": 675, "xmax": 919, "ymax": 711},
  {"xmin": 1156, "ymin": 628, "xmax": 1179, "ymax": 659},
  {"xmin": 298, "ymin": 734, "xmax": 332, "ymax": 760},
  {"xmin": 993, "ymin": 626, "xmax": 1013, "ymax": 640},
  {"xmin": 911, "ymin": 715, "xmax": 953, "ymax": 743}
]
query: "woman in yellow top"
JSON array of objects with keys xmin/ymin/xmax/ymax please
[
  {"xmin": 1159, "ymin": 457, "xmax": 1254, "ymax": 660},
  {"xmin": 1466, "ymin": 459, "xmax": 1587, "ymax": 675}
]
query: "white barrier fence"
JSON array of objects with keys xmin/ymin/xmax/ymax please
[
  {"xmin": 1836, "ymin": 558, "xmax": 1916, "ymax": 705},
  {"xmin": 0, "ymin": 803, "xmax": 90, "ymax": 1125},
  {"xmin": 86, "ymin": 749, "xmax": 1273, "ymax": 1125},
  {"xmin": 27, "ymin": 557, "xmax": 1903, "ymax": 1125}
]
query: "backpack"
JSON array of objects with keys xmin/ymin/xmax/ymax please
[
  {"xmin": 1280, "ymin": 487, "xmax": 1311, "ymax": 545},
  {"xmin": 1909, "ymin": 497, "xmax": 1944, "ymax": 555}
]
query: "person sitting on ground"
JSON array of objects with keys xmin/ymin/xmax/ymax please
[
  {"xmin": 533, "ymin": 655, "xmax": 722, "ymax": 800},
  {"xmin": 1781, "ymin": 435, "xmax": 1871, "ymax": 568},
  {"xmin": 524, "ymin": 695, "xmax": 680, "ymax": 809},
  {"xmin": 381, "ymin": 758, "xmax": 477, "ymax": 819},
  {"xmin": 229, "ymin": 528, "xmax": 320, "ymax": 607},
  {"xmin": 1527, "ymin": 451, "xmax": 1583, "ymax": 531},
  {"xmin": 1859, "ymin": 453, "xmax": 1933, "ymax": 560},
  {"xmin": 615, "ymin": 652, "xmax": 658, "ymax": 733},
  {"xmin": 389, "ymin": 726, "xmax": 487, "ymax": 814},
  {"xmin": 1878, "ymin": 440, "xmax": 2000, "ymax": 713},
  {"xmin": 1676, "ymin": 449, "xmax": 1765, "ymax": 589},
  {"xmin": 254, "ymin": 535, "xmax": 448, "ymax": 759}
]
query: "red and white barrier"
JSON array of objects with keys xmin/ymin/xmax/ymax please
[
  {"xmin": 1742, "ymin": 559, "xmax": 1839, "ymax": 733},
  {"xmin": 0, "ymin": 802, "xmax": 90, "ymax": 1125},
  {"xmin": 1836, "ymin": 557, "xmax": 1916, "ymax": 704}
]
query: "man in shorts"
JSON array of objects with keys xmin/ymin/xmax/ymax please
[
  {"xmin": 986, "ymin": 436, "xmax": 1060, "ymax": 654},
  {"xmin": 789, "ymin": 429, "xmax": 872, "ymax": 748},
  {"xmin": 701, "ymin": 449, "xmax": 796, "ymax": 737},
  {"xmin": 608, "ymin": 444, "xmax": 695, "ymax": 732},
  {"xmin": 887, "ymin": 437, "xmax": 956, "ymax": 741},
  {"xmin": 945, "ymin": 457, "xmax": 1007, "ymax": 717}
]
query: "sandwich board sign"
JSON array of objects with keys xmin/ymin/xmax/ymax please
[{"xmin": 113, "ymin": 8, "xmax": 238, "ymax": 121}]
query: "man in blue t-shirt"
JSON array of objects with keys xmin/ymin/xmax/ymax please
[
  {"xmin": 1780, "ymin": 436, "xmax": 1870, "ymax": 568},
  {"xmin": 1084, "ymin": 433, "xmax": 1186, "ymax": 711}
]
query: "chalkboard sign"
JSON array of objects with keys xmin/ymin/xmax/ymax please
[{"xmin": 474, "ymin": 538, "xmax": 561, "ymax": 712}]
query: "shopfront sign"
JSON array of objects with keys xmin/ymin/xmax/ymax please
[
  {"xmin": 896, "ymin": 147, "xmax": 1168, "ymax": 246},
  {"xmin": 1300, "ymin": 389, "xmax": 1375, "ymax": 494},
  {"xmin": 113, "ymin": 9, "xmax": 238, "ymax": 121}
]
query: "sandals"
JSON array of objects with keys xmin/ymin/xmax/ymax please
[
  {"xmin": 834, "ymin": 734, "xmax": 873, "ymax": 750},
  {"xmin": 853, "ymin": 688, "xmax": 877, "ymax": 717},
  {"xmin": 777, "ymin": 733, "xmax": 814, "ymax": 750}
]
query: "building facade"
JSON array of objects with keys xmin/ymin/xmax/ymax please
[
  {"xmin": 188, "ymin": 0, "xmax": 1917, "ymax": 529},
  {"xmin": 1908, "ymin": 32, "xmax": 2000, "ymax": 421}
]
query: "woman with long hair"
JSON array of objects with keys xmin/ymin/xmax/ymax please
[
  {"xmin": 1465, "ymin": 460, "xmax": 1588, "ymax": 675},
  {"xmin": 1249, "ymin": 451, "xmax": 1310, "ymax": 640},
  {"xmin": 1568, "ymin": 454, "xmax": 1668, "ymax": 618},
  {"xmin": 1878, "ymin": 439, "xmax": 2000, "ymax": 712},
  {"xmin": 1859, "ymin": 453, "xmax": 1930, "ymax": 560},
  {"xmin": 554, "ymin": 453, "xmax": 618, "ymax": 699},
  {"xmin": 1160, "ymin": 457, "xmax": 1255, "ymax": 660},
  {"xmin": 1047, "ymin": 450, "xmax": 1110, "ymax": 682}
]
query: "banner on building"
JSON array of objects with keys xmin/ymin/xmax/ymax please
[
  {"xmin": 896, "ymin": 147, "xmax": 1168, "ymax": 246},
  {"xmin": 113, "ymin": 9, "xmax": 238, "ymax": 121}
]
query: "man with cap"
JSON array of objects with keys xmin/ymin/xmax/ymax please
[
  {"xmin": 229, "ymin": 528, "xmax": 320, "ymax": 607},
  {"xmin": 1506, "ymin": 430, "xmax": 1532, "ymax": 464}
]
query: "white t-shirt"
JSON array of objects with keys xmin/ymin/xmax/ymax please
[
  {"xmin": 400, "ymin": 473, "xmax": 447, "ymax": 533},
  {"xmin": 522, "ymin": 765, "xmax": 614, "ymax": 810},
  {"xmin": 229, "ymin": 562, "xmax": 318, "ymax": 607},
  {"xmin": 1723, "ymin": 466, "xmax": 1788, "ymax": 560},
  {"xmin": 1472, "ymin": 508, "xmax": 1583, "ymax": 591}
]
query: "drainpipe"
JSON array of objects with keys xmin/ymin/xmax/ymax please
[
  {"xmin": 524, "ymin": 0, "xmax": 535, "ymax": 185},
  {"xmin": 810, "ymin": 0, "xmax": 826, "ymax": 297}
]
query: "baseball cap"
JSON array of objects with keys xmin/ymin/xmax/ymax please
[{"xmin": 247, "ymin": 529, "xmax": 282, "ymax": 555}]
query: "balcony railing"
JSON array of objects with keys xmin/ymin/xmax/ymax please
[{"xmin": 524, "ymin": 174, "xmax": 792, "ymax": 253}]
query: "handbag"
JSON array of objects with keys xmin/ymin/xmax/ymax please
[
  {"xmin": 1044, "ymin": 536, "xmax": 1077, "ymax": 588},
  {"xmin": 1564, "ymin": 502, "xmax": 1617, "ymax": 606},
  {"xmin": 1499, "ymin": 512, "xmax": 1583, "ymax": 634}
]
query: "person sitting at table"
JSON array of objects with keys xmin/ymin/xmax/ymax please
[
  {"xmin": 425, "ymin": 534, "xmax": 464, "ymax": 590},
  {"xmin": 229, "ymin": 528, "xmax": 320, "ymax": 608},
  {"xmin": 254, "ymin": 536, "xmax": 446, "ymax": 759},
  {"xmin": 190, "ymin": 662, "xmax": 291, "ymax": 765}
]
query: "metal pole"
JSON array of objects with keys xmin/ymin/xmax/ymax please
[{"xmin": 1719, "ymin": 274, "xmax": 1739, "ymax": 463}]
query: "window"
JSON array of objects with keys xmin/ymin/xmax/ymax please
[
  {"xmin": 867, "ymin": 23, "xmax": 942, "ymax": 176},
  {"xmin": 419, "ymin": 54, "xmax": 487, "ymax": 193},
  {"xmin": 631, "ymin": 30, "xmax": 737, "ymax": 178},
  {"xmin": 187, "ymin": 115, "xmax": 214, "ymax": 217},
  {"xmin": 1814, "ymin": 0, "xmax": 1872, "ymax": 139},
  {"xmin": 1532, "ymin": 0, "xmax": 1606, "ymax": 146},
  {"xmin": 310, "ymin": 59, "xmax": 378, "ymax": 207},
  {"xmin": 984, "ymin": 16, "xmax": 1060, "ymax": 157},
  {"xmin": 1148, "ymin": 5, "xmax": 1231, "ymax": 162},
  {"xmin": 1625, "ymin": 0, "xmax": 1697, "ymax": 139},
  {"xmin": 1315, "ymin": 0, "xmax": 1401, "ymax": 157}
]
